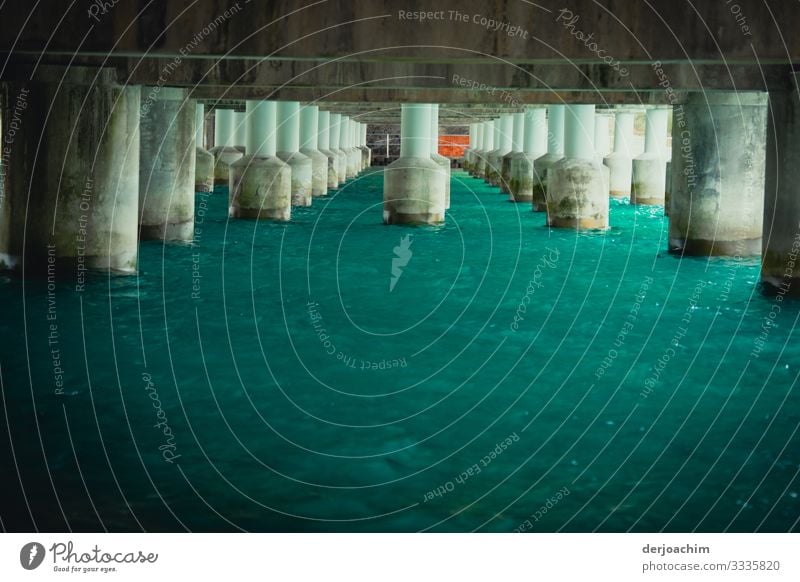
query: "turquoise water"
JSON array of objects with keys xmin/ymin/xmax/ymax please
[{"xmin": 1, "ymin": 167, "xmax": 798, "ymax": 532}]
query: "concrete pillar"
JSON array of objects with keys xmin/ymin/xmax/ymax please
[
  {"xmin": 358, "ymin": 123, "xmax": 371, "ymax": 169},
  {"xmin": 342, "ymin": 116, "xmax": 359, "ymax": 179},
  {"xmin": 209, "ymin": 109, "xmax": 243, "ymax": 186},
  {"xmin": 276, "ymin": 101, "xmax": 312, "ymax": 206},
  {"xmin": 299, "ymin": 105, "xmax": 328, "ymax": 197},
  {"xmin": 604, "ymin": 111, "xmax": 635, "ymax": 199},
  {"xmin": 594, "ymin": 113, "xmax": 612, "ymax": 197},
  {"xmin": 317, "ymin": 110, "xmax": 338, "ymax": 189},
  {"xmin": 470, "ymin": 122, "xmax": 485, "ymax": 177},
  {"xmin": 669, "ymin": 92, "xmax": 767, "ymax": 256},
  {"xmin": 502, "ymin": 112, "xmax": 524, "ymax": 195},
  {"xmin": 194, "ymin": 103, "xmax": 214, "ymax": 192},
  {"xmin": 547, "ymin": 104, "xmax": 608, "ymax": 229},
  {"xmin": 463, "ymin": 123, "xmax": 476, "ymax": 172},
  {"xmin": 487, "ymin": 114, "xmax": 512, "ymax": 186},
  {"xmin": 139, "ymin": 87, "xmax": 196, "ymax": 241},
  {"xmin": 229, "ymin": 100, "xmax": 291, "ymax": 221},
  {"xmin": 383, "ymin": 103, "xmax": 445, "ymax": 225},
  {"xmin": 510, "ymin": 107, "xmax": 546, "ymax": 203},
  {"xmin": 233, "ymin": 110, "xmax": 246, "ymax": 152},
  {"xmin": 763, "ymin": 74, "xmax": 800, "ymax": 294},
  {"xmin": 430, "ymin": 104, "xmax": 451, "ymax": 209},
  {"xmin": 631, "ymin": 108, "xmax": 669, "ymax": 205},
  {"xmin": 478, "ymin": 119, "xmax": 496, "ymax": 182},
  {"xmin": 532, "ymin": 105, "xmax": 565, "ymax": 212},
  {"xmin": 329, "ymin": 113, "xmax": 347, "ymax": 187},
  {"xmin": 0, "ymin": 66, "xmax": 140, "ymax": 275}
]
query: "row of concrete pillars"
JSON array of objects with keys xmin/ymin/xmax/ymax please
[
  {"xmin": 0, "ymin": 72, "xmax": 371, "ymax": 277},
  {"xmin": 455, "ymin": 93, "xmax": 798, "ymax": 296}
]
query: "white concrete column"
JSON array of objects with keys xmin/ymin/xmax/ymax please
[
  {"xmin": 210, "ymin": 109, "xmax": 243, "ymax": 186},
  {"xmin": 229, "ymin": 100, "xmax": 291, "ymax": 221},
  {"xmin": 430, "ymin": 104, "xmax": 451, "ymax": 208},
  {"xmin": 341, "ymin": 115, "xmax": 359, "ymax": 179},
  {"xmin": 532, "ymin": 105, "xmax": 565, "ymax": 211},
  {"xmin": 464, "ymin": 123, "xmax": 477, "ymax": 170},
  {"xmin": 317, "ymin": 110, "xmax": 338, "ymax": 189},
  {"xmin": 547, "ymin": 104, "xmax": 608, "ymax": 229},
  {"xmin": 384, "ymin": 103, "xmax": 445, "ymax": 224},
  {"xmin": 594, "ymin": 112, "xmax": 612, "ymax": 197},
  {"xmin": 276, "ymin": 101, "xmax": 312, "ymax": 206},
  {"xmin": 194, "ymin": 103, "xmax": 214, "ymax": 192},
  {"xmin": 329, "ymin": 113, "xmax": 347, "ymax": 186},
  {"xmin": 139, "ymin": 87, "xmax": 196, "ymax": 241},
  {"xmin": 233, "ymin": 110, "xmax": 246, "ymax": 150},
  {"xmin": 470, "ymin": 122, "xmax": 484, "ymax": 176},
  {"xmin": 501, "ymin": 112, "xmax": 524, "ymax": 193},
  {"xmin": 300, "ymin": 105, "xmax": 328, "ymax": 197},
  {"xmin": 510, "ymin": 107, "xmax": 546, "ymax": 203},
  {"xmin": 1, "ymin": 67, "xmax": 140, "ymax": 275},
  {"xmin": 632, "ymin": 108, "xmax": 669, "ymax": 205},
  {"xmin": 670, "ymin": 92, "xmax": 766, "ymax": 256},
  {"xmin": 359, "ymin": 122, "xmax": 371, "ymax": 168},
  {"xmin": 604, "ymin": 111, "xmax": 636, "ymax": 198},
  {"xmin": 486, "ymin": 115, "xmax": 511, "ymax": 184}
]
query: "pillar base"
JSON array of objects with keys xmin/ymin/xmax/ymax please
[
  {"xmin": 140, "ymin": 220, "xmax": 195, "ymax": 242},
  {"xmin": 359, "ymin": 146, "xmax": 371, "ymax": 169},
  {"xmin": 276, "ymin": 151, "xmax": 313, "ymax": 206},
  {"xmin": 195, "ymin": 147, "xmax": 214, "ymax": 192},
  {"xmin": 665, "ymin": 160, "xmax": 672, "ymax": 215},
  {"xmin": 300, "ymin": 147, "xmax": 329, "ymax": 197},
  {"xmin": 346, "ymin": 148, "xmax": 361, "ymax": 178},
  {"xmin": 509, "ymin": 152, "xmax": 536, "ymax": 203},
  {"xmin": 532, "ymin": 153, "xmax": 563, "ymax": 212},
  {"xmin": 485, "ymin": 150, "xmax": 505, "ymax": 185},
  {"xmin": 501, "ymin": 151, "xmax": 515, "ymax": 193},
  {"xmin": 631, "ymin": 154, "xmax": 666, "ymax": 205},
  {"xmin": 319, "ymin": 148, "xmax": 339, "ymax": 189},
  {"xmin": 332, "ymin": 149, "xmax": 347, "ymax": 186},
  {"xmin": 431, "ymin": 152, "xmax": 451, "ymax": 209},
  {"xmin": 546, "ymin": 158, "xmax": 609, "ymax": 230},
  {"xmin": 229, "ymin": 155, "xmax": 292, "ymax": 221},
  {"xmin": 604, "ymin": 152, "xmax": 632, "ymax": 199},
  {"xmin": 383, "ymin": 156, "xmax": 446, "ymax": 225},
  {"xmin": 669, "ymin": 236, "xmax": 761, "ymax": 256},
  {"xmin": 210, "ymin": 146, "xmax": 244, "ymax": 186}
]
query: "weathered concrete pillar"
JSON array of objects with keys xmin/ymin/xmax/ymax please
[
  {"xmin": 463, "ymin": 123, "xmax": 477, "ymax": 172},
  {"xmin": 229, "ymin": 100, "xmax": 291, "ymax": 221},
  {"xmin": 358, "ymin": 123, "xmax": 371, "ymax": 169},
  {"xmin": 139, "ymin": 87, "xmax": 196, "ymax": 241},
  {"xmin": 352, "ymin": 121, "xmax": 364, "ymax": 173},
  {"xmin": 317, "ymin": 110, "xmax": 338, "ymax": 190},
  {"xmin": 632, "ymin": 108, "xmax": 669, "ymax": 205},
  {"xmin": 209, "ymin": 109, "xmax": 243, "ymax": 186},
  {"xmin": 604, "ymin": 111, "xmax": 635, "ymax": 199},
  {"xmin": 233, "ymin": 110, "xmax": 246, "ymax": 153},
  {"xmin": 547, "ymin": 104, "xmax": 608, "ymax": 229},
  {"xmin": 384, "ymin": 103, "xmax": 446, "ymax": 225},
  {"xmin": 342, "ymin": 116, "xmax": 360, "ymax": 179},
  {"xmin": 1, "ymin": 66, "xmax": 140, "ymax": 276},
  {"xmin": 669, "ymin": 92, "xmax": 767, "ymax": 256},
  {"xmin": 510, "ymin": 107, "xmax": 546, "ymax": 203},
  {"xmin": 430, "ymin": 104, "xmax": 451, "ymax": 209},
  {"xmin": 594, "ymin": 113, "xmax": 612, "ymax": 197},
  {"xmin": 470, "ymin": 122, "xmax": 485, "ymax": 177},
  {"xmin": 487, "ymin": 114, "xmax": 512, "ymax": 186},
  {"xmin": 276, "ymin": 101, "xmax": 312, "ymax": 206},
  {"xmin": 329, "ymin": 113, "xmax": 347, "ymax": 186},
  {"xmin": 532, "ymin": 105, "xmax": 565, "ymax": 212},
  {"xmin": 299, "ymin": 105, "xmax": 328, "ymax": 197},
  {"xmin": 502, "ymin": 112, "xmax": 523, "ymax": 195},
  {"xmin": 763, "ymin": 74, "xmax": 800, "ymax": 294},
  {"xmin": 477, "ymin": 119, "xmax": 495, "ymax": 182},
  {"xmin": 194, "ymin": 103, "xmax": 214, "ymax": 192}
]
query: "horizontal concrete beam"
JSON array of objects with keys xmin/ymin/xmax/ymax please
[
  {"xmin": 1, "ymin": 0, "xmax": 797, "ymax": 64},
  {"xmin": 189, "ymin": 86, "xmax": 676, "ymax": 104},
  {"xmin": 109, "ymin": 58, "xmax": 785, "ymax": 92}
]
